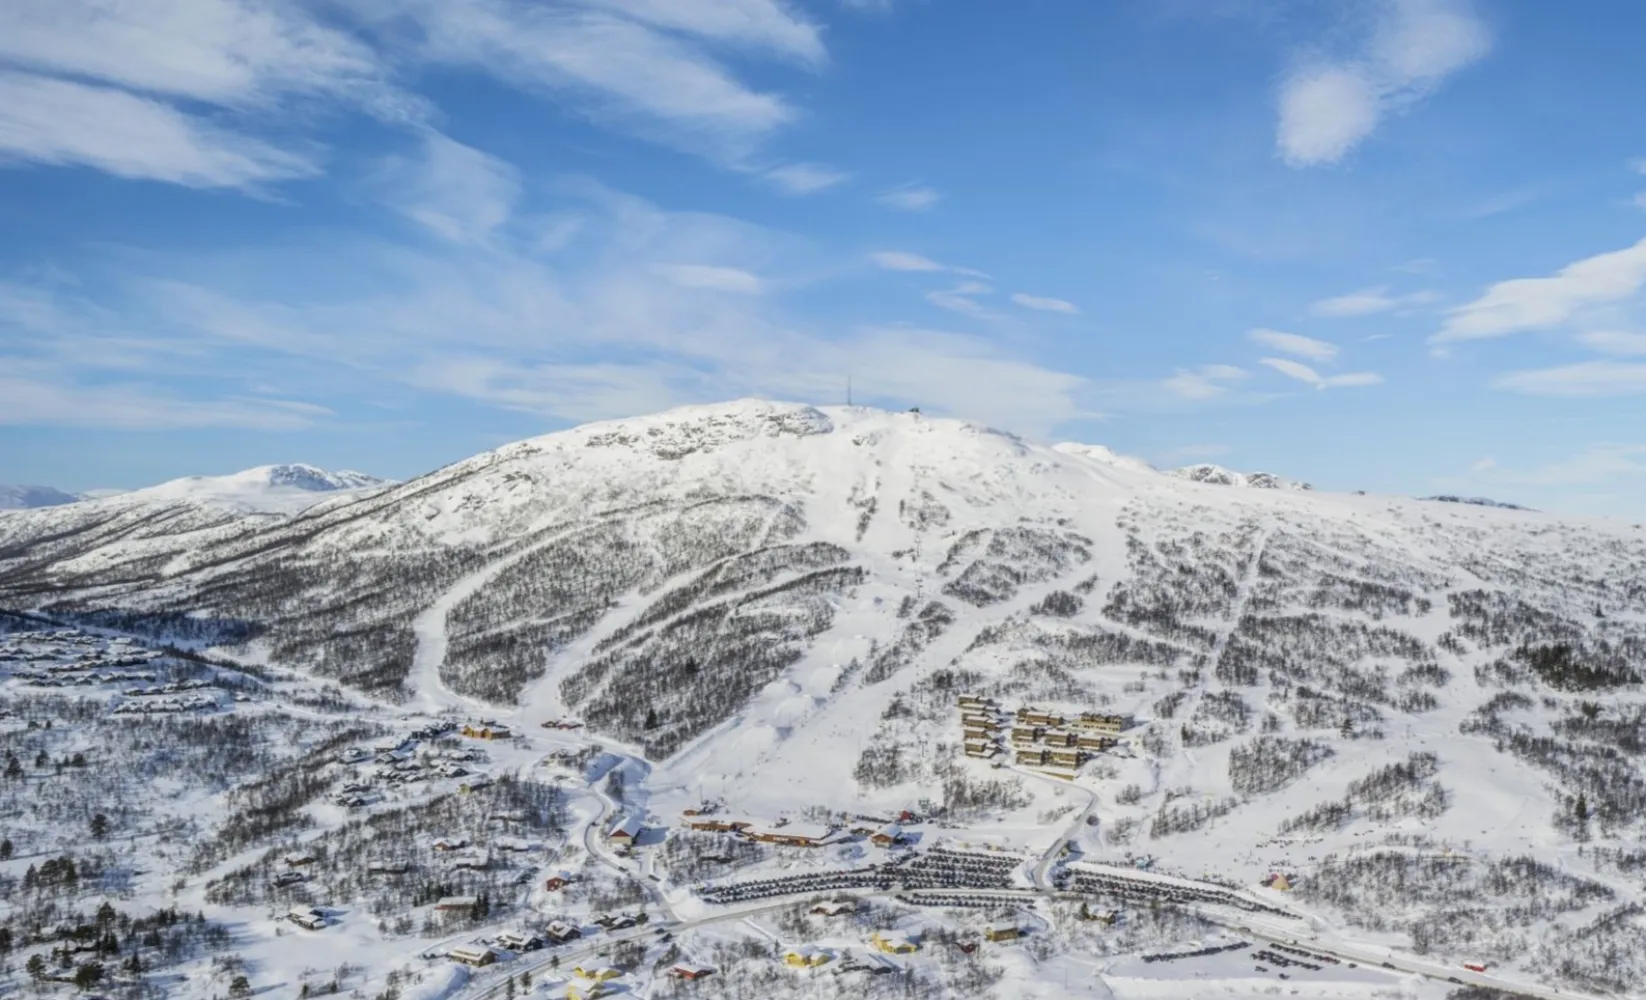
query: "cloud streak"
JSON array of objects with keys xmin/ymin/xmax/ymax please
[
  {"xmin": 0, "ymin": 71, "xmax": 319, "ymax": 189},
  {"xmin": 1248, "ymin": 328, "xmax": 1338, "ymax": 362},
  {"xmin": 1493, "ymin": 360, "xmax": 1646, "ymax": 397},
  {"xmin": 1434, "ymin": 236, "xmax": 1646, "ymax": 344},
  {"xmin": 762, "ymin": 162, "xmax": 850, "ymax": 194},
  {"xmin": 1010, "ymin": 293, "xmax": 1079, "ymax": 315},
  {"xmin": 875, "ymin": 184, "xmax": 942, "ymax": 211},
  {"xmin": 1162, "ymin": 364, "xmax": 1248, "ymax": 400},
  {"xmin": 1310, "ymin": 286, "xmax": 1438, "ymax": 317},
  {"xmin": 1259, "ymin": 357, "xmax": 1383, "ymax": 388},
  {"xmin": 1277, "ymin": 0, "xmax": 1490, "ymax": 167}
]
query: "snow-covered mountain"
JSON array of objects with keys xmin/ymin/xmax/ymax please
[
  {"xmin": 120, "ymin": 463, "xmax": 391, "ymax": 514},
  {"xmin": 1423, "ymin": 493, "xmax": 1532, "ymax": 511},
  {"xmin": 0, "ymin": 484, "xmax": 81, "ymax": 509},
  {"xmin": 1171, "ymin": 462, "xmax": 1313, "ymax": 491},
  {"xmin": 2, "ymin": 400, "xmax": 1644, "ymax": 991}
]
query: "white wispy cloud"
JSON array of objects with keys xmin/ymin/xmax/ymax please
[
  {"xmin": 0, "ymin": 71, "xmax": 319, "ymax": 189},
  {"xmin": 381, "ymin": 0, "xmax": 805, "ymax": 160},
  {"xmin": 0, "ymin": 359, "xmax": 328, "ymax": 429},
  {"xmin": 1277, "ymin": 0, "xmax": 1490, "ymax": 167},
  {"xmin": 1310, "ymin": 286, "xmax": 1438, "ymax": 317},
  {"xmin": 1010, "ymin": 293, "xmax": 1080, "ymax": 315},
  {"xmin": 1493, "ymin": 360, "xmax": 1646, "ymax": 396},
  {"xmin": 8, "ymin": 185, "xmax": 1094, "ymax": 436},
  {"xmin": 1247, "ymin": 328, "xmax": 1338, "ymax": 362},
  {"xmin": 591, "ymin": 0, "xmax": 827, "ymax": 66},
  {"xmin": 762, "ymin": 162, "xmax": 850, "ymax": 194},
  {"xmin": 374, "ymin": 131, "xmax": 520, "ymax": 245},
  {"xmin": 1579, "ymin": 330, "xmax": 1646, "ymax": 355},
  {"xmin": 0, "ymin": 0, "xmax": 824, "ymax": 190},
  {"xmin": 1433, "ymin": 236, "xmax": 1646, "ymax": 343},
  {"xmin": 869, "ymin": 251, "xmax": 945, "ymax": 272},
  {"xmin": 1162, "ymin": 364, "xmax": 1248, "ymax": 400},
  {"xmin": 926, "ymin": 281, "xmax": 996, "ymax": 319},
  {"xmin": 1259, "ymin": 356, "xmax": 1383, "ymax": 388},
  {"xmin": 656, "ymin": 263, "xmax": 765, "ymax": 294},
  {"xmin": 0, "ymin": 0, "xmax": 411, "ymax": 113},
  {"xmin": 875, "ymin": 184, "xmax": 942, "ymax": 211}
]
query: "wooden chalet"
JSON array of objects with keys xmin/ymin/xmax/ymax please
[{"xmin": 448, "ymin": 945, "xmax": 496, "ymax": 968}]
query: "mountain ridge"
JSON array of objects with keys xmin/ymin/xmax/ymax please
[{"xmin": 1, "ymin": 399, "xmax": 1644, "ymax": 991}]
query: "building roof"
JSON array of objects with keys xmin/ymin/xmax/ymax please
[
  {"xmin": 756, "ymin": 822, "xmax": 831, "ymax": 842},
  {"xmin": 608, "ymin": 813, "xmax": 644, "ymax": 839}
]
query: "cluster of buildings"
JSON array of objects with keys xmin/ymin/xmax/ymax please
[
  {"xmin": 958, "ymin": 694, "xmax": 1130, "ymax": 777},
  {"xmin": 0, "ymin": 628, "xmax": 230, "ymax": 710},
  {"xmin": 327, "ymin": 734, "xmax": 490, "ymax": 805},
  {"xmin": 678, "ymin": 807, "xmax": 914, "ymax": 850}
]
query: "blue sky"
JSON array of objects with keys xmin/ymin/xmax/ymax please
[{"xmin": 4, "ymin": 0, "xmax": 1646, "ymax": 517}]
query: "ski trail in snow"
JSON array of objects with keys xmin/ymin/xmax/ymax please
[
  {"xmin": 409, "ymin": 530, "xmax": 580, "ymax": 713},
  {"xmin": 1180, "ymin": 518, "xmax": 1273, "ymax": 767}
]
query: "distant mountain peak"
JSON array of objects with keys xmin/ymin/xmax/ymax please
[
  {"xmin": 1171, "ymin": 463, "xmax": 1313, "ymax": 491},
  {"xmin": 261, "ymin": 464, "xmax": 390, "ymax": 492},
  {"xmin": 1422, "ymin": 494, "xmax": 1532, "ymax": 512},
  {"xmin": 0, "ymin": 484, "xmax": 81, "ymax": 510}
]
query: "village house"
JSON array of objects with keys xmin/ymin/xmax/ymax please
[
  {"xmin": 431, "ymin": 837, "xmax": 468, "ymax": 852},
  {"xmin": 1048, "ymin": 748, "xmax": 1083, "ymax": 767},
  {"xmin": 366, "ymin": 860, "xmax": 409, "ymax": 875},
  {"xmin": 869, "ymin": 931, "xmax": 919, "ymax": 954},
  {"xmin": 1016, "ymin": 706, "xmax": 1064, "ymax": 727},
  {"xmin": 1042, "ymin": 729, "xmax": 1078, "ymax": 748},
  {"xmin": 447, "ymin": 945, "xmax": 496, "ymax": 968},
  {"xmin": 1076, "ymin": 733, "xmax": 1117, "ymax": 751},
  {"xmin": 495, "ymin": 930, "xmax": 543, "ymax": 952},
  {"xmin": 449, "ymin": 850, "xmax": 490, "ymax": 871},
  {"xmin": 1015, "ymin": 748, "xmax": 1049, "ymax": 767},
  {"xmin": 460, "ymin": 722, "xmax": 512, "ymax": 740},
  {"xmin": 836, "ymin": 951, "xmax": 897, "ymax": 976},
  {"xmin": 608, "ymin": 813, "xmax": 644, "ymax": 844},
  {"xmin": 1071, "ymin": 712, "xmax": 1129, "ymax": 735},
  {"xmin": 957, "ymin": 693, "xmax": 991, "ymax": 710},
  {"xmin": 960, "ymin": 712, "xmax": 1000, "ymax": 731},
  {"xmin": 749, "ymin": 823, "xmax": 832, "ymax": 848},
  {"xmin": 573, "ymin": 966, "xmax": 622, "ymax": 982},
  {"xmin": 668, "ymin": 963, "xmax": 716, "ymax": 980},
  {"xmin": 964, "ymin": 738, "xmax": 999, "ymax": 759},
  {"xmin": 459, "ymin": 777, "xmax": 493, "ymax": 794},
  {"xmin": 1009, "ymin": 725, "xmax": 1043, "ymax": 746},
  {"xmin": 544, "ymin": 920, "xmax": 581, "ymax": 944},
  {"xmin": 983, "ymin": 922, "xmax": 1021, "ymax": 943},
  {"xmin": 783, "ymin": 946, "xmax": 832, "ymax": 968},
  {"xmin": 433, "ymin": 896, "xmax": 478, "ymax": 920},
  {"xmin": 270, "ymin": 870, "xmax": 306, "ymax": 888},
  {"xmin": 543, "ymin": 873, "xmax": 575, "ymax": 891},
  {"xmin": 810, "ymin": 900, "xmax": 857, "ymax": 917},
  {"xmin": 283, "ymin": 852, "xmax": 317, "ymax": 867},
  {"xmin": 287, "ymin": 907, "xmax": 326, "ymax": 930},
  {"xmin": 870, "ymin": 823, "xmax": 905, "ymax": 848},
  {"xmin": 684, "ymin": 816, "xmax": 751, "ymax": 833},
  {"xmin": 567, "ymin": 985, "xmax": 610, "ymax": 1000}
]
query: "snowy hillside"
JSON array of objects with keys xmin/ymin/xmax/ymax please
[
  {"xmin": 1170, "ymin": 463, "xmax": 1312, "ymax": 491},
  {"xmin": 2, "ymin": 400, "xmax": 1646, "ymax": 995},
  {"xmin": 0, "ymin": 484, "xmax": 81, "ymax": 509},
  {"xmin": 119, "ymin": 463, "xmax": 392, "ymax": 514}
]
